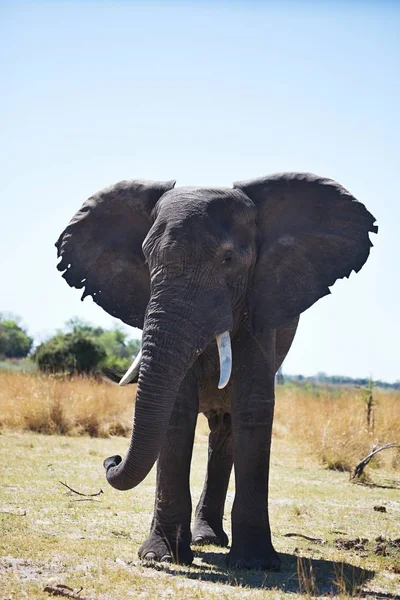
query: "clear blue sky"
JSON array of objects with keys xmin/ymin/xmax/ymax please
[{"xmin": 1, "ymin": 1, "xmax": 399, "ymax": 381}]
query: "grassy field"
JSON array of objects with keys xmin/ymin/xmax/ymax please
[{"xmin": 0, "ymin": 373, "xmax": 399, "ymax": 599}]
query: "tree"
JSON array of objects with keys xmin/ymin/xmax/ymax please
[
  {"xmin": 0, "ymin": 315, "xmax": 33, "ymax": 359},
  {"xmin": 65, "ymin": 317, "xmax": 105, "ymax": 338},
  {"xmin": 33, "ymin": 317, "xmax": 141, "ymax": 375},
  {"xmin": 97, "ymin": 329, "xmax": 140, "ymax": 370},
  {"xmin": 65, "ymin": 317, "xmax": 141, "ymax": 371},
  {"xmin": 33, "ymin": 331, "xmax": 106, "ymax": 375}
]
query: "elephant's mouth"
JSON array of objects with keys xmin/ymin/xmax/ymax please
[{"xmin": 119, "ymin": 330, "xmax": 232, "ymax": 389}]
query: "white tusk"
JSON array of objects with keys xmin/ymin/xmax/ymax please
[
  {"xmin": 216, "ymin": 331, "xmax": 232, "ymax": 390},
  {"xmin": 119, "ymin": 349, "xmax": 142, "ymax": 386}
]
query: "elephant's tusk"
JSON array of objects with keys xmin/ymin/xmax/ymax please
[
  {"xmin": 119, "ymin": 349, "xmax": 142, "ymax": 386},
  {"xmin": 216, "ymin": 331, "xmax": 232, "ymax": 390}
]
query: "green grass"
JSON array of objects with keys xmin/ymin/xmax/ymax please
[
  {"xmin": 0, "ymin": 358, "xmax": 37, "ymax": 373},
  {"xmin": 1, "ymin": 428, "xmax": 399, "ymax": 599}
]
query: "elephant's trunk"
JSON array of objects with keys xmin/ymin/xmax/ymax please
[{"xmin": 104, "ymin": 290, "xmax": 232, "ymax": 491}]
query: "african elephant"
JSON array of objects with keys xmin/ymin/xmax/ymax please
[{"xmin": 56, "ymin": 173, "xmax": 377, "ymax": 570}]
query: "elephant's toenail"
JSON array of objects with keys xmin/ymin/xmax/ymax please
[
  {"xmin": 160, "ymin": 555, "xmax": 172, "ymax": 563},
  {"xmin": 144, "ymin": 552, "xmax": 156, "ymax": 561}
]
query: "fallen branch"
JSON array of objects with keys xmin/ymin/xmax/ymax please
[
  {"xmin": 352, "ymin": 443, "xmax": 400, "ymax": 479},
  {"xmin": 44, "ymin": 584, "xmax": 93, "ymax": 599},
  {"xmin": 59, "ymin": 481, "xmax": 103, "ymax": 497},
  {"xmin": 283, "ymin": 533, "xmax": 326, "ymax": 544},
  {"xmin": 71, "ymin": 498, "xmax": 101, "ymax": 503},
  {"xmin": 0, "ymin": 509, "xmax": 26, "ymax": 516}
]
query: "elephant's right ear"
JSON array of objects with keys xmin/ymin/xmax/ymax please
[{"xmin": 56, "ymin": 179, "xmax": 176, "ymax": 328}]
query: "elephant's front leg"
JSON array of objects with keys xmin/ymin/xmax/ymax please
[
  {"xmin": 138, "ymin": 375, "xmax": 198, "ymax": 566},
  {"xmin": 227, "ymin": 331, "xmax": 280, "ymax": 571},
  {"xmin": 192, "ymin": 411, "xmax": 233, "ymax": 547}
]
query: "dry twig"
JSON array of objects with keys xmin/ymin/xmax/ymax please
[
  {"xmin": 59, "ymin": 481, "xmax": 103, "ymax": 497},
  {"xmin": 352, "ymin": 443, "xmax": 400, "ymax": 479},
  {"xmin": 44, "ymin": 584, "xmax": 94, "ymax": 599}
]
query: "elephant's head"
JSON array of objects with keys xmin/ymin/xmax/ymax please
[{"xmin": 56, "ymin": 174, "xmax": 377, "ymax": 490}]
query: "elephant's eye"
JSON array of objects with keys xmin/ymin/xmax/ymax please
[{"xmin": 222, "ymin": 251, "xmax": 233, "ymax": 266}]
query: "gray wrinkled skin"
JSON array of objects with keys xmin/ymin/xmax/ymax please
[{"xmin": 56, "ymin": 173, "xmax": 377, "ymax": 569}]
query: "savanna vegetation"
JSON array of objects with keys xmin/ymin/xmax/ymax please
[
  {"xmin": 0, "ymin": 373, "xmax": 399, "ymax": 599},
  {"xmin": 0, "ymin": 371, "xmax": 399, "ymax": 475},
  {"xmin": 0, "ymin": 316, "xmax": 141, "ymax": 377},
  {"xmin": 32, "ymin": 318, "xmax": 141, "ymax": 375},
  {"xmin": 0, "ymin": 316, "xmax": 399, "ymax": 598}
]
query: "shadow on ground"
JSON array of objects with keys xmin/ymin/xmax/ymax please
[{"xmin": 141, "ymin": 551, "xmax": 378, "ymax": 597}]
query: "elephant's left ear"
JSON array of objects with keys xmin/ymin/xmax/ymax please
[{"xmin": 234, "ymin": 173, "xmax": 377, "ymax": 333}]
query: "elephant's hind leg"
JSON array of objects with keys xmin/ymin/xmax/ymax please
[
  {"xmin": 192, "ymin": 411, "xmax": 233, "ymax": 547},
  {"xmin": 138, "ymin": 375, "xmax": 198, "ymax": 566}
]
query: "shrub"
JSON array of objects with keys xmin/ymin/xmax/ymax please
[
  {"xmin": 0, "ymin": 318, "xmax": 33, "ymax": 359},
  {"xmin": 101, "ymin": 354, "xmax": 133, "ymax": 372},
  {"xmin": 33, "ymin": 332, "xmax": 106, "ymax": 375},
  {"xmin": 66, "ymin": 317, "xmax": 141, "ymax": 374}
]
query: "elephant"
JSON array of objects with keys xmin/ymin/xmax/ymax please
[{"xmin": 56, "ymin": 172, "xmax": 377, "ymax": 570}]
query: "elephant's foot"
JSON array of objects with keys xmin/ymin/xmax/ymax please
[
  {"xmin": 227, "ymin": 539, "xmax": 281, "ymax": 571},
  {"xmin": 191, "ymin": 516, "xmax": 229, "ymax": 547},
  {"xmin": 138, "ymin": 529, "xmax": 193, "ymax": 566}
]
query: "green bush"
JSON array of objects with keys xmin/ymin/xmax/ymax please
[
  {"xmin": 33, "ymin": 332, "xmax": 106, "ymax": 375},
  {"xmin": 0, "ymin": 318, "xmax": 33, "ymax": 359},
  {"xmin": 101, "ymin": 354, "xmax": 133, "ymax": 372}
]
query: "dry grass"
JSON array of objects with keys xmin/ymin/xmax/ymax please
[
  {"xmin": 1, "ymin": 371, "xmax": 399, "ymax": 476},
  {"xmin": 274, "ymin": 385, "xmax": 400, "ymax": 475},
  {"xmin": 0, "ymin": 371, "xmax": 134, "ymax": 438}
]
